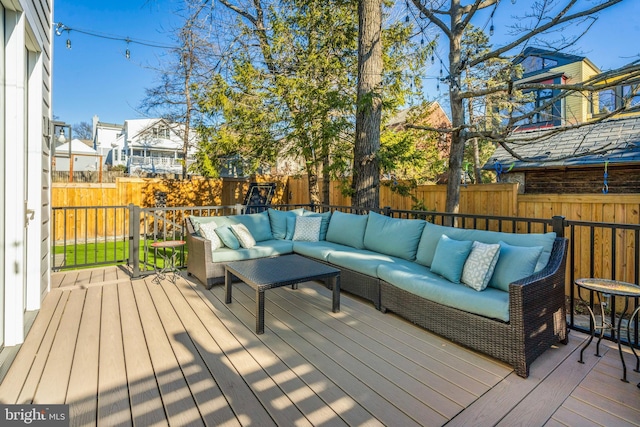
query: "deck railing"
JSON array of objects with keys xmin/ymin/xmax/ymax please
[{"xmin": 51, "ymin": 203, "xmax": 639, "ymax": 346}]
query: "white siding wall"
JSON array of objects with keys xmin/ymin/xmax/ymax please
[{"xmin": 1, "ymin": 0, "xmax": 52, "ymax": 347}]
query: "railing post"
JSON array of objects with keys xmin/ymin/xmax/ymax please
[
  {"xmin": 129, "ymin": 204, "xmax": 141, "ymax": 278},
  {"xmin": 383, "ymin": 206, "xmax": 391, "ymax": 216},
  {"xmin": 551, "ymin": 215, "xmax": 566, "ymax": 238},
  {"xmin": 235, "ymin": 203, "xmax": 244, "ymax": 215}
]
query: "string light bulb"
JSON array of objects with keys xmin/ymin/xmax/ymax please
[
  {"xmin": 66, "ymin": 38, "xmax": 71, "ymax": 49},
  {"xmin": 490, "ymin": 24, "xmax": 494, "ymax": 36},
  {"xmin": 125, "ymin": 48, "xmax": 130, "ymax": 59}
]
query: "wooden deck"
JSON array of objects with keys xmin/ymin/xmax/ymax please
[{"xmin": 0, "ymin": 266, "xmax": 638, "ymax": 426}]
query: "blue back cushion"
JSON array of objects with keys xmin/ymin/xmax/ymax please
[
  {"xmin": 325, "ymin": 211, "xmax": 368, "ymax": 249},
  {"xmin": 416, "ymin": 222, "xmax": 555, "ymax": 271},
  {"xmin": 214, "ymin": 211, "xmax": 273, "ymax": 242},
  {"xmin": 268, "ymin": 208, "xmax": 303, "ymax": 239},
  {"xmin": 363, "ymin": 211, "xmax": 426, "ymax": 261}
]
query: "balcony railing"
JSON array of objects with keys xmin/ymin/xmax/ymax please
[{"xmin": 51, "ymin": 203, "xmax": 639, "ymax": 347}]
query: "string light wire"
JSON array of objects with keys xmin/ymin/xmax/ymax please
[{"xmin": 54, "ymin": 22, "xmax": 178, "ymax": 50}]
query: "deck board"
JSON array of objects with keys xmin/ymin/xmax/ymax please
[
  {"xmin": 66, "ymin": 286, "xmax": 102, "ymax": 427},
  {"xmin": 33, "ymin": 289, "xmax": 85, "ymax": 404},
  {"xmin": 118, "ymin": 282, "xmax": 168, "ymax": 427},
  {"xmin": 264, "ymin": 284, "xmax": 463, "ymax": 420},
  {"xmin": 0, "ymin": 290, "xmax": 63, "ymax": 403},
  {"xmin": 97, "ymin": 284, "xmax": 131, "ymax": 426},
  {"xmin": 132, "ymin": 279, "xmax": 203, "ymax": 427},
  {"xmin": 1, "ymin": 268, "xmax": 639, "ymax": 427}
]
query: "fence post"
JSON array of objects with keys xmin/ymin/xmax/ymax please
[
  {"xmin": 129, "ymin": 204, "xmax": 141, "ymax": 278},
  {"xmin": 551, "ymin": 215, "xmax": 566, "ymax": 238}
]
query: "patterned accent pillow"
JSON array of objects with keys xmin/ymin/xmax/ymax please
[
  {"xmin": 461, "ymin": 241, "xmax": 501, "ymax": 291},
  {"xmin": 197, "ymin": 221, "xmax": 222, "ymax": 250},
  {"xmin": 292, "ymin": 216, "xmax": 322, "ymax": 242},
  {"xmin": 230, "ymin": 224, "xmax": 256, "ymax": 248}
]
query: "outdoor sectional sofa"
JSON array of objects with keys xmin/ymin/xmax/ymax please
[{"xmin": 185, "ymin": 208, "xmax": 568, "ymax": 378}]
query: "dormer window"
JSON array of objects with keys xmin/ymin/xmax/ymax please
[
  {"xmin": 521, "ymin": 56, "xmax": 558, "ymax": 74},
  {"xmin": 153, "ymin": 126, "xmax": 170, "ymax": 139}
]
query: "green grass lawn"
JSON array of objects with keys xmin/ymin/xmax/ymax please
[{"xmin": 53, "ymin": 239, "xmax": 188, "ymax": 270}]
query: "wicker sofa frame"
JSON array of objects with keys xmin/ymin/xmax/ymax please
[
  {"xmin": 185, "ymin": 216, "xmax": 568, "ymax": 377},
  {"xmin": 380, "ymin": 237, "xmax": 568, "ymax": 378},
  {"xmin": 186, "ymin": 216, "xmax": 383, "ymax": 307}
]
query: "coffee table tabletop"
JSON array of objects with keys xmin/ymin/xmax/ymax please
[{"xmin": 225, "ymin": 254, "xmax": 341, "ymax": 334}]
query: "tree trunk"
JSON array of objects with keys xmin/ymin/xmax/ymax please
[
  {"xmin": 322, "ymin": 152, "xmax": 331, "ymax": 205},
  {"xmin": 353, "ymin": 0, "xmax": 382, "ymax": 210},
  {"xmin": 445, "ymin": 0, "xmax": 463, "ymax": 216},
  {"xmin": 307, "ymin": 166, "xmax": 321, "ymax": 205},
  {"xmin": 472, "ymin": 137, "xmax": 482, "ymax": 183}
]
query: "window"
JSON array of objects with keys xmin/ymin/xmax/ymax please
[
  {"xmin": 622, "ymin": 85, "xmax": 640, "ymax": 108},
  {"xmin": 514, "ymin": 89, "xmax": 558, "ymax": 125},
  {"xmin": 598, "ymin": 89, "xmax": 616, "ymax": 114},
  {"xmin": 152, "ymin": 126, "xmax": 170, "ymax": 139},
  {"xmin": 595, "ymin": 85, "xmax": 639, "ymax": 115},
  {"xmin": 521, "ymin": 56, "xmax": 558, "ymax": 74}
]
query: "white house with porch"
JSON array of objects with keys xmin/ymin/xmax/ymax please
[{"xmin": 94, "ymin": 117, "xmax": 197, "ymax": 175}]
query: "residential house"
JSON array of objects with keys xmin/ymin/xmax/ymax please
[
  {"xmin": 510, "ymin": 47, "xmax": 602, "ymax": 130},
  {"xmin": 485, "ymin": 116, "xmax": 640, "ymax": 193},
  {"xmin": 92, "ymin": 115, "xmax": 123, "ymax": 160},
  {"xmin": 0, "ymin": 0, "xmax": 52, "ymax": 357},
  {"xmin": 53, "ymin": 138, "xmax": 101, "ymax": 172},
  {"xmin": 93, "ymin": 117, "xmax": 198, "ymax": 175},
  {"xmin": 485, "ymin": 48, "xmax": 640, "ymax": 193}
]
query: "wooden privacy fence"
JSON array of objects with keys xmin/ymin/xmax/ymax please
[{"xmin": 52, "ymin": 176, "xmax": 640, "ymax": 284}]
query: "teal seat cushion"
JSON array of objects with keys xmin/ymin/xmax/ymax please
[
  {"xmin": 303, "ymin": 210, "xmax": 332, "ymax": 240},
  {"xmin": 325, "ymin": 211, "xmax": 368, "ymax": 249},
  {"xmin": 378, "ymin": 264, "xmax": 510, "ymax": 322},
  {"xmin": 430, "ymin": 235, "xmax": 473, "ymax": 284},
  {"xmin": 416, "ymin": 222, "xmax": 555, "ymax": 271},
  {"xmin": 326, "ymin": 249, "xmax": 397, "ymax": 277},
  {"xmin": 214, "ymin": 211, "xmax": 273, "ymax": 242},
  {"xmin": 268, "ymin": 208, "xmax": 304, "ymax": 240},
  {"xmin": 292, "ymin": 241, "xmax": 353, "ymax": 261},
  {"xmin": 488, "ymin": 241, "xmax": 543, "ymax": 292},
  {"xmin": 363, "ymin": 211, "xmax": 426, "ymax": 261},
  {"xmin": 211, "ymin": 240, "xmax": 294, "ymax": 262}
]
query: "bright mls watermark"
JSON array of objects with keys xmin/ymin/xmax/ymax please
[{"xmin": 0, "ymin": 405, "xmax": 69, "ymax": 426}]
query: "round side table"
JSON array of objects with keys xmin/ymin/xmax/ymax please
[
  {"xmin": 575, "ymin": 278, "xmax": 640, "ymax": 385},
  {"xmin": 150, "ymin": 240, "xmax": 186, "ymax": 284}
]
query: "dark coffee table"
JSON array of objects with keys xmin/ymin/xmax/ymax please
[{"xmin": 225, "ymin": 254, "xmax": 341, "ymax": 334}]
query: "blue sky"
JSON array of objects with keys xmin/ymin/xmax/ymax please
[{"xmin": 53, "ymin": 0, "xmax": 640, "ymax": 128}]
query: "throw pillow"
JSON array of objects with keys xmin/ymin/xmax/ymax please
[
  {"xmin": 461, "ymin": 241, "xmax": 501, "ymax": 291},
  {"xmin": 303, "ymin": 211, "xmax": 332, "ymax": 240},
  {"xmin": 214, "ymin": 225, "xmax": 240, "ymax": 250},
  {"xmin": 430, "ymin": 235, "xmax": 473, "ymax": 284},
  {"xmin": 230, "ymin": 224, "xmax": 256, "ymax": 248},
  {"xmin": 292, "ymin": 216, "xmax": 322, "ymax": 242},
  {"xmin": 488, "ymin": 241, "xmax": 544, "ymax": 292},
  {"xmin": 285, "ymin": 216, "xmax": 296, "ymax": 240},
  {"xmin": 197, "ymin": 221, "xmax": 223, "ymax": 250}
]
